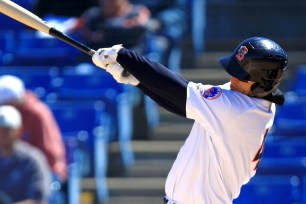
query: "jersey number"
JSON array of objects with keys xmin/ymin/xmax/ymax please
[{"xmin": 252, "ymin": 128, "xmax": 269, "ymax": 171}]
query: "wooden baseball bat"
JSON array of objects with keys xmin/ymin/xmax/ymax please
[{"xmin": 0, "ymin": 0, "xmax": 96, "ymax": 56}]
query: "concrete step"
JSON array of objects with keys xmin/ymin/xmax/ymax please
[
  {"xmin": 108, "ymin": 196, "xmax": 163, "ymax": 204},
  {"xmin": 108, "ymin": 177, "xmax": 165, "ymax": 197},
  {"xmin": 128, "ymin": 141, "xmax": 181, "ymax": 177},
  {"xmin": 82, "ymin": 177, "xmax": 165, "ymax": 197},
  {"xmin": 186, "ymin": 52, "xmax": 229, "ymax": 69},
  {"xmin": 108, "ymin": 140, "xmax": 183, "ymax": 161},
  {"xmin": 106, "ymin": 141, "xmax": 183, "ymax": 177},
  {"xmin": 127, "ymin": 159, "xmax": 173, "ymax": 177},
  {"xmin": 158, "ymin": 107, "xmax": 189, "ymax": 123},
  {"xmin": 151, "ymin": 122, "xmax": 193, "ymax": 141},
  {"xmin": 80, "ymin": 193, "xmax": 163, "ymax": 204},
  {"xmin": 181, "ymin": 67, "xmax": 229, "ymax": 85},
  {"xmin": 131, "ymin": 140, "xmax": 184, "ymax": 160}
]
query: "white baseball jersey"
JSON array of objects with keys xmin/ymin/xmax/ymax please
[{"xmin": 165, "ymin": 82, "xmax": 275, "ymax": 204}]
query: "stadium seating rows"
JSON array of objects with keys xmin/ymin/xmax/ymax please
[
  {"xmin": 293, "ymin": 65, "xmax": 306, "ymax": 96},
  {"xmin": 258, "ymin": 138, "xmax": 306, "ymax": 180},
  {"xmin": 271, "ymin": 65, "xmax": 306, "ymax": 138},
  {"xmin": 0, "ymin": 29, "xmax": 81, "ymax": 67},
  {"xmin": 233, "ymin": 175, "xmax": 302, "ymax": 204}
]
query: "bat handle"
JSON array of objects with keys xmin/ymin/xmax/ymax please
[
  {"xmin": 49, "ymin": 27, "xmax": 95, "ymax": 56},
  {"xmin": 49, "ymin": 27, "xmax": 130, "ymax": 76},
  {"xmin": 88, "ymin": 49, "xmax": 96, "ymax": 57}
]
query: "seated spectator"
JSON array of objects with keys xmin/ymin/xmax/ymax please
[
  {"xmin": 0, "ymin": 105, "xmax": 51, "ymax": 204},
  {"xmin": 70, "ymin": 0, "xmax": 161, "ymax": 137},
  {"xmin": 0, "ymin": 75, "xmax": 67, "ymax": 183},
  {"xmin": 71, "ymin": 0, "xmax": 151, "ymax": 57}
]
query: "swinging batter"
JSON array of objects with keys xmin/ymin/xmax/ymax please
[{"xmin": 92, "ymin": 37, "xmax": 288, "ymax": 204}]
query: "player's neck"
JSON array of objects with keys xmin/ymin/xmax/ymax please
[{"xmin": 230, "ymin": 77, "xmax": 255, "ymax": 96}]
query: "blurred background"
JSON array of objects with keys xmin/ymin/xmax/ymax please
[{"xmin": 0, "ymin": 0, "xmax": 306, "ymax": 203}]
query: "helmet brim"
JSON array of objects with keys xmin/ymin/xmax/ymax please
[{"xmin": 219, "ymin": 55, "xmax": 250, "ymax": 81}]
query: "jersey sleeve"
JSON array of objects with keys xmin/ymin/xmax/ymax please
[
  {"xmin": 186, "ymin": 82, "xmax": 231, "ymax": 136},
  {"xmin": 117, "ymin": 48, "xmax": 188, "ymax": 117}
]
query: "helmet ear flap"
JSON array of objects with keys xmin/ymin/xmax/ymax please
[{"xmin": 251, "ymin": 82, "xmax": 273, "ymax": 98}]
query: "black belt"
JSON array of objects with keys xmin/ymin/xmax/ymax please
[
  {"xmin": 163, "ymin": 196, "xmax": 168, "ymax": 204},
  {"xmin": 163, "ymin": 196, "xmax": 177, "ymax": 204}
]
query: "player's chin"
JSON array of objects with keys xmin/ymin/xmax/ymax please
[{"xmin": 230, "ymin": 84, "xmax": 236, "ymax": 90}]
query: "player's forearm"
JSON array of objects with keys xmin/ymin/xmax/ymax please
[{"xmin": 116, "ymin": 48, "xmax": 188, "ymax": 116}]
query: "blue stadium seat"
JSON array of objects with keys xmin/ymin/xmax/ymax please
[
  {"xmin": 257, "ymin": 158, "xmax": 306, "ymax": 179},
  {"xmin": 47, "ymin": 100, "xmax": 110, "ymax": 174},
  {"xmin": 0, "ymin": 30, "xmax": 15, "ymax": 51},
  {"xmin": 0, "ymin": 30, "xmax": 16, "ymax": 65},
  {"xmin": 303, "ymin": 176, "xmax": 306, "ymax": 204},
  {"xmin": 10, "ymin": 30, "xmax": 79, "ymax": 67},
  {"xmin": 256, "ymin": 138, "xmax": 306, "ymax": 178},
  {"xmin": 14, "ymin": 0, "xmax": 36, "ymax": 11},
  {"xmin": 0, "ymin": 0, "xmax": 35, "ymax": 31},
  {"xmin": 57, "ymin": 66, "xmax": 135, "ymax": 163},
  {"xmin": 55, "ymin": 67, "xmax": 135, "ymax": 203},
  {"xmin": 190, "ymin": 0, "xmax": 206, "ymax": 53},
  {"xmin": 50, "ymin": 135, "xmax": 81, "ymax": 204},
  {"xmin": 233, "ymin": 175, "xmax": 301, "ymax": 204},
  {"xmin": 0, "ymin": 65, "xmax": 60, "ymax": 99},
  {"xmin": 292, "ymin": 65, "xmax": 306, "ymax": 96},
  {"xmin": 48, "ymin": 100, "xmax": 112, "ymax": 203},
  {"xmin": 57, "ymin": 68, "xmax": 124, "ymax": 100},
  {"xmin": 0, "ymin": 16, "xmax": 26, "ymax": 33},
  {"xmin": 264, "ymin": 139, "xmax": 306, "ymax": 158},
  {"xmin": 272, "ymin": 96, "xmax": 306, "ymax": 137}
]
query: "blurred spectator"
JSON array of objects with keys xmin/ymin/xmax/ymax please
[
  {"xmin": 0, "ymin": 75, "xmax": 67, "ymax": 183},
  {"xmin": 131, "ymin": 0, "xmax": 188, "ymax": 72},
  {"xmin": 70, "ymin": 0, "xmax": 151, "ymax": 56},
  {"xmin": 0, "ymin": 105, "xmax": 51, "ymax": 204},
  {"xmin": 69, "ymin": 0, "xmax": 161, "ymax": 139},
  {"xmin": 33, "ymin": 0, "xmax": 96, "ymax": 17}
]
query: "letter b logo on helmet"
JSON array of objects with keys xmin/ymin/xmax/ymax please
[
  {"xmin": 236, "ymin": 46, "xmax": 248, "ymax": 61},
  {"xmin": 219, "ymin": 37, "xmax": 288, "ymax": 97}
]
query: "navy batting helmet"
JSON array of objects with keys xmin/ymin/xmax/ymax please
[{"xmin": 219, "ymin": 37, "xmax": 288, "ymax": 97}]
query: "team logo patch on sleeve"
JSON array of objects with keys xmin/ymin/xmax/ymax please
[{"xmin": 200, "ymin": 86, "xmax": 222, "ymax": 100}]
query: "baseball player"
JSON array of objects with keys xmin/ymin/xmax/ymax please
[{"xmin": 92, "ymin": 37, "xmax": 288, "ymax": 203}]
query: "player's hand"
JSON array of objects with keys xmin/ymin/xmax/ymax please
[
  {"xmin": 92, "ymin": 45, "xmax": 139, "ymax": 86},
  {"xmin": 108, "ymin": 63, "xmax": 140, "ymax": 86},
  {"xmin": 92, "ymin": 44, "xmax": 123, "ymax": 69}
]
